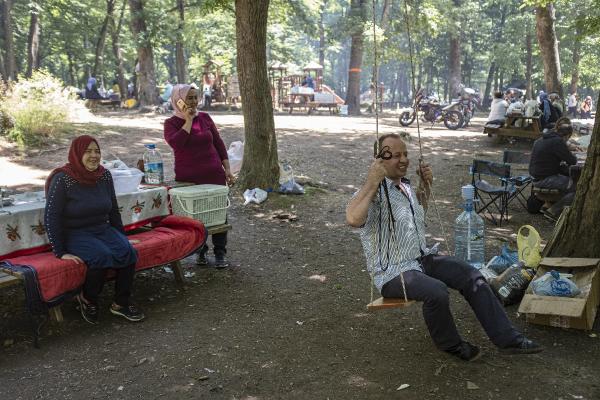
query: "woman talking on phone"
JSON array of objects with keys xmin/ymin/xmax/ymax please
[{"xmin": 164, "ymin": 84, "xmax": 235, "ymax": 267}]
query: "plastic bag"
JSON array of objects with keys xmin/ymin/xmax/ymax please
[
  {"xmin": 486, "ymin": 244, "xmax": 519, "ymax": 274},
  {"xmin": 531, "ymin": 270, "xmax": 581, "ymax": 297},
  {"xmin": 479, "ymin": 267, "xmax": 498, "ymax": 282},
  {"xmin": 490, "ymin": 263, "xmax": 536, "ymax": 306},
  {"xmin": 243, "ymin": 188, "xmax": 268, "ymax": 205},
  {"xmin": 227, "ymin": 141, "xmax": 244, "ymax": 175},
  {"xmin": 517, "ymin": 225, "xmax": 542, "ymax": 268},
  {"xmin": 278, "ymin": 161, "xmax": 304, "ymax": 194}
]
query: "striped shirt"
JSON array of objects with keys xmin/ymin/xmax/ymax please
[{"xmin": 358, "ymin": 177, "xmax": 437, "ymax": 292}]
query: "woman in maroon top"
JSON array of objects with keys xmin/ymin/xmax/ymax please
[{"xmin": 164, "ymin": 84, "xmax": 235, "ymax": 267}]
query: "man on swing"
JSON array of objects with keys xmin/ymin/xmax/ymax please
[{"xmin": 346, "ymin": 133, "xmax": 542, "ymax": 361}]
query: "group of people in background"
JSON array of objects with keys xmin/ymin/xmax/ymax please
[{"xmin": 487, "ymin": 88, "xmax": 595, "ymax": 129}]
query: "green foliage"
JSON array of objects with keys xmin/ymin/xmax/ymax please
[{"xmin": 0, "ymin": 71, "xmax": 88, "ymax": 147}]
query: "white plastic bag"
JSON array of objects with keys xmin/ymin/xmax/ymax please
[
  {"xmin": 227, "ymin": 141, "xmax": 244, "ymax": 175},
  {"xmin": 243, "ymin": 188, "xmax": 268, "ymax": 205}
]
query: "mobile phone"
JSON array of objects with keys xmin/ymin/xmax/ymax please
[{"xmin": 176, "ymin": 99, "xmax": 187, "ymax": 111}]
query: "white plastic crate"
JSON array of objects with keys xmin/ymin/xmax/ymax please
[{"xmin": 168, "ymin": 184, "xmax": 229, "ymax": 227}]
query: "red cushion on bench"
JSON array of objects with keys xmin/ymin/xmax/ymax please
[{"xmin": 4, "ymin": 215, "xmax": 206, "ymax": 302}]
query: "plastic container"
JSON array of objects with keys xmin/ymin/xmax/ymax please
[
  {"xmin": 169, "ymin": 184, "xmax": 229, "ymax": 227},
  {"xmin": 142, "ymin": 144, "xmax": 164, "ymax": 184},
  {"xmin": 454, "ymin": 184, "xmax": 485, "ymax": 269},
  {"xmin": 109, "ymin": 168, "xmax": 144, "ymax": 194},
  {"xmin": 490, "ymin": 263, "xmax": 536, "ymax": 306}
]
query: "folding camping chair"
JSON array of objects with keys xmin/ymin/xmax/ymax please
[
  {"xmin": 471, "ymin": 159, "xmax": 514, "ymax": 226},
  {"xmin": 502, "ymin": 150, "xmax": 533, "ymax": 211}
]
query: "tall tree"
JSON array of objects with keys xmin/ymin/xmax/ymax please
[
  {"xmin": 234, "ymin": 0, "xmax": 279, "ymax": 189},
  {"xmin": 175, "ymin": 0, "xmax": 186, "ymax": 84},
  {"xmin": 546, "ymin": 98, "xmax": 600, "ymax": 257},
  {"xmin": 2, "ymin": 0, "xmax": 17, "ymax": 80},
  {"xmin": 569, "ymin": 24, "xmax": 581, "ymax": 95},
  {"xmin": 92, "ymin": 0, "xmax": 114, "ymax": 78},
  {"xmin": 26, "ymin": 1, "xmax": 42, "ymax": 78},
  {"xmin": 447, "ymin": 0, "xmax": 462, "ymax": 99},
  {"xmin": 128, "ymin": 0, "xmax": 159, "ymax": 106},
  {"xmin": 535, "ymin": 3, "xmax": 562, "ymax": 95},
  {"xmin": 345, "ymin": 0, "xmax": 366, "ymax": 115},
  {"xmin": 109, "ymin": 0, "xmax": 128, "ymax": 97}
]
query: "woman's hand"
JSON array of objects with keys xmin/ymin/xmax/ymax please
[
  {"xmin": 417, "ymin": 162, "xmax": 433, "ymax": 186},
  {"xmin": 225, "ymin": 170, "xmax": 236, "ymax": 186},
  {"xmin": 61, "ymin": 253, "xmax": 84, "ymax": 264}
]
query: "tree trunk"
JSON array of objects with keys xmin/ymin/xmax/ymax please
[
  {"xmin": 345, "ymin": 0, "xmax": 366, "ymax": 116},
  {"xmin": 569, "ymin": 26, "xmax": 580, "ymax": 95},
  {"xmin": 448, "ymin": 35, "xmax": 461, "ymax": 99},
  {"xmin": 128, "ymin": 0, "xmax": 159, "ymax": 106},
  {"xmin": 446, "ymin": 0, "xmax": 462, "ymax": 99},
  {"xmin": 175, "ymin": 0, "xmax": 186, "ymax": 83},
  {"xmin": 318, "ymin": 0, "xmax": 327, "ymax": 74},
  {"xmin": 234, "ymin": 0, "xmax": 279, "ymax": 190},
  {"xmin": 546, "ymin": 100, "xmax": 600, "ymax": 257},
  {"xmin": 525, "ymin": 27, "xmax": 533, "ymax": 99},
  {"xmin": 92, "ymin": 0, "xmax": 114, "ymax": 78},
  {"xmin": 535, "ymin": 4, "xmax": 562, "ymax": 96},
  {"xmin": 26, "ymin": 2, "xmax": 41, "ymax": 78},
  {"xmin": 2, "ymin": 0, "xmax": 16, "ymax": 80},
  {"xmin": 67, "ymin": 51, "xmax": 76, "ymax": 86},
  {"xmin": 109, "ymin": 0, "xmax": 128, "ymax": 98},
  {"xmin": 0, "ymin": 50, "xmax": 6, "ymax": 80},
  {"xmin": 483, "ymin": 61, "xmax": 496, "ymax": 108}
]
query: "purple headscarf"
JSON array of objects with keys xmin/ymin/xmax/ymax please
[{"xmin": 170, "ymin": 84, "xmax": 198, "ymax": 119}]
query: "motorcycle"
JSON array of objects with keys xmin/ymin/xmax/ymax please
[
  {"xmin": 455, "ymin": 87, "xmax": 480, "ymax": 128},
  {"xmin": 399, "ymin": 90, "xmax": 464, "ymax": 130}
]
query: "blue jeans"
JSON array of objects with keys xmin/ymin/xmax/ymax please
[{"xmin": 381, "ymin": 255, "xmax": 522, "ymax": 351}]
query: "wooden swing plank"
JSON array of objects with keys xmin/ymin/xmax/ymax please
[{"xmin": 367, "ymin": 297, "xmax": 416, "ymax": 310}]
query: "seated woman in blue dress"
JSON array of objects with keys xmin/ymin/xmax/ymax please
[{"xmin": 44, "ymin": 135, "xmax": 144, "ymax": 324}]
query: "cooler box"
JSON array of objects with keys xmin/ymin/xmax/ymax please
[{"xmin": 168, "ymin": 185, "xmax": 229, "ymax": 227}]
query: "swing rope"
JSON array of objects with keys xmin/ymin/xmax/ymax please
[{"xmin": 368, "ymin": 0, "xmax": 451, "ymax": 309}]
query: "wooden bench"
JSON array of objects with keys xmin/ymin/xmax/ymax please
[
  {"xmin": 484, "ymin": 115, "xmax": 542, "ymax": 140},
  {"xmin": 0, "ymin": 216, "xmax": 207, "ymax": 331}
]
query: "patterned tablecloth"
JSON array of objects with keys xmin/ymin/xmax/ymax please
[{"xmin": 0, "ymin": 186, "xmax": 169, "ymax": 258}]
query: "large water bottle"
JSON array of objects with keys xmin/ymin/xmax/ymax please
[
  {"xmin": 454, "ymin": 184, "xmax": 485, "ymax": 269},
  {"xmin": 142, "ymin": 144, "xmax": 164, "ymax": 184}
]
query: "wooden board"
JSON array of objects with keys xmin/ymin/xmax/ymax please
[
  {"xmin": 367, "ymin": 297, "xmax": 416, "ymax": 310},
  {"xmin": 0, "ymin": 271, "xmax": 20, "ymax": 288}
]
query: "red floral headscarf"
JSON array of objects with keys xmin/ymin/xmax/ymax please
[{"xmin": 44, "ymin": 135, "xmax": 106, "ymax": 193}]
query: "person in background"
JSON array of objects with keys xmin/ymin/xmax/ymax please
[
  {"xmin": 346, "ymin": 133, "xmax": 542, "ymax": 361},
  {"xmin": 160, "ymin": 80, "xmax": 173, "ymax": 103},
  {"xmin": 539, "ymin": 92, "xmax": 560, "ymax": 129},
  {"xmin": 85, "ymin": 77, "xmax": 103, "ymax": 100},
  {"xmin": 164, "ymin": 84, "xmax": 235, "ymax": 267},
  {"xmin": 44, "ymin": 135, "xmax": 144, "ymax": 324},
  {"xmin": 486, "ymin": 91, "xmax": 508, "ymax": 125},
  {"xmin": 301, "ymin": 75, "xmax": 315, "ymax": 89},
  {"xmin": 549, "ymin": 93, "xmax": 564, "ymax": 116},
  {"xmin": 567, "ymin": 92, "xmax": 578, "ymax": 117},
  {"xmin": 580, "ymin": 96, "xmax": 593, "ymax": 119},
  {"xmin": 529, "ymin": 118, "xmax": 581, "ymax": 220}
]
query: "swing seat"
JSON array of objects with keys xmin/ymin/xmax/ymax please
[{"xmin": 367, "ymin": 297, "xmax": 416, "ymax": 310}]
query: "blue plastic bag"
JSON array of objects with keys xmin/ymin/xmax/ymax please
[
  {"xmin": 531, "ymin": 270, "xmax": 581, "ymax": 297},
  {"xmin": 486, "ymin": 244, "xmax": 519, "ymax": 274}
]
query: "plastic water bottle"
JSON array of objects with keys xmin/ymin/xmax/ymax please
[
  {"xmin": 142, "ymin": 144, "xmax": 164, "ymax": 184},
  {"xmin": 454, "ymin": 184, "xmax": 485, "ymax": 269}
]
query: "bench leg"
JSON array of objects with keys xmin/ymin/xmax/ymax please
[
  {"xmin": 49, "ymin": 306, "xmax": 64, "ymax": 323},
  {"xmin": 170, "ymin": 260, "xmax": 185, "ymax": 285}
]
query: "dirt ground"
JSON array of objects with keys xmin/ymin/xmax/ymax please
[{"xmin": 1, "ymin": 110, "xmax": 599, "ymax": 400}]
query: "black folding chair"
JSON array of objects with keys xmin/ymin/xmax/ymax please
[
  {"xmin": 471, "ymin": 159, "xmax": 514, "ymax": 226},
  {"xmin": 502, "ymin": 150, "xmax": 533, "ymax": 211}
]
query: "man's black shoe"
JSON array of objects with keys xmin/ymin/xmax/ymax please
[
  {"xmin": 196, "ymin": 252, "xmax": 208, "ymax": 266},
  {"xmin": 214, "ymin": 254, "xmax": 230, "ymax": 269},
  {"xmin": 77, "ymin": 295, "xmax": 99, "ymax": 325},
  {"xmin": 500, "ymin": 338, "xmax": 543, "ymax": 355},
  {"xmin": 110, "ymin": 303, "xmax": 145, "ymax": 322},
  {"xmin": 446, "ymin": 341, "xmax": 482, "ymax": 362}
]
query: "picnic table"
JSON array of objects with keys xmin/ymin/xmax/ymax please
[
  {"xmin": 283, "ymin": 93, "xmax": 338, "ymax": 115},
  {"xmin": 0, "ymin": 187, "xmax": 169, "ymax": 260},
  {"xmin": 483, "ymin": 114, "xmax": 542, "ymax": 140}
]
